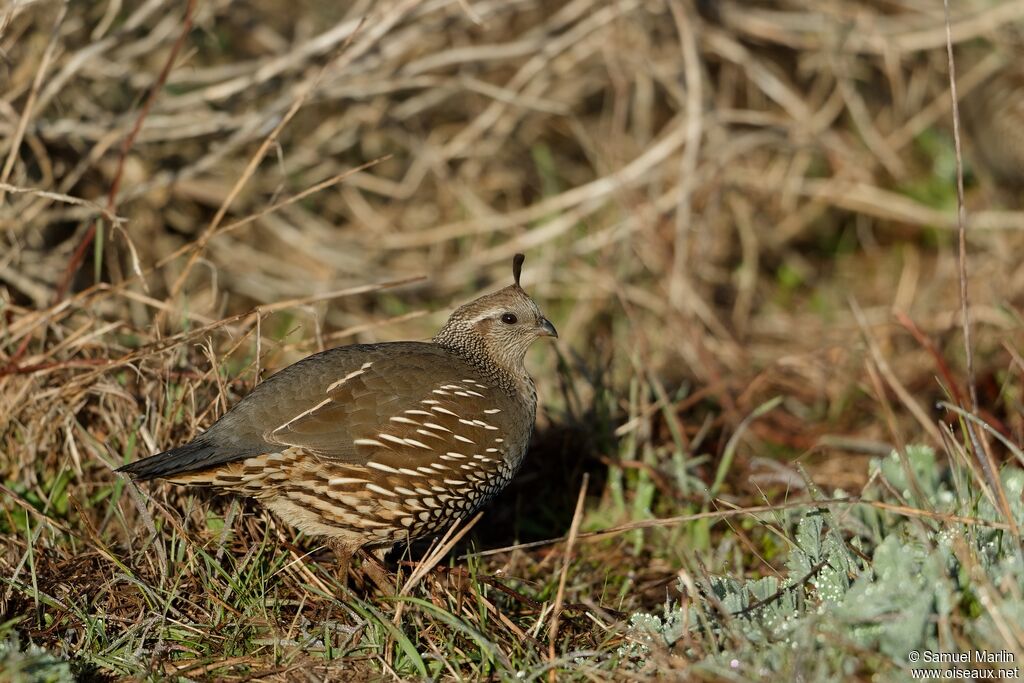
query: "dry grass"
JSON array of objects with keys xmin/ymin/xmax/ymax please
[{"xmin": 2, "ymin": 0, "xmax": 1024, "ymax": 679}]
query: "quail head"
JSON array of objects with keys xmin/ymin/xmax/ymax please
[{"xmin": 118, "ymin": 254, "xmax": 557, "ymax": 581}]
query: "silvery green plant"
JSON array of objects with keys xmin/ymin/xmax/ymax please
[
  {"xmin": 0, "ymin": 635, "xmax": 74, "ymax": 683},
  {"xmin": 619, "ymin": 445, "xmax": 1024, "ymax": 681}
]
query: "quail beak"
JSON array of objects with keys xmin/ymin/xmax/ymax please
[{"xmin": 537, "ymin": 317, "xmax": 558, "ymax": 338}]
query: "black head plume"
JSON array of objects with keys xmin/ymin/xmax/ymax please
[{"xmin": 512, "ymin": 253, "xmax": 525, "ymax": 287}]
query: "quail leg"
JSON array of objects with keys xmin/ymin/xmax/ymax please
[
  {"xmin": 360, "ymin": 546, "xmax": 396, "ymax": 594},
  {"xmin": 328, "ymin": 538, "xmax": 356, "ymax": 586}
]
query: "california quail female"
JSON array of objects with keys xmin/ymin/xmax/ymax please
[{"xmin": 119, "ymin": 254, "xmax": 557, "ymax": 580}]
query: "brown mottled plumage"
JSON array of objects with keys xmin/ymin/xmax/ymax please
[{"xmin": 119, "ymin": 254, "xmax": 557, "ymax": 582}]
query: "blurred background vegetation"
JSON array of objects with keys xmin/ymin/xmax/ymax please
[{"xmin": 2, "ymin": 0, "xmax": 1024, "ymax": 679}]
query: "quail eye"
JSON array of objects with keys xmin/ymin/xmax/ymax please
[{"xmin": 500, "ymin": 312, "xmax": 518, "ymax": 325}]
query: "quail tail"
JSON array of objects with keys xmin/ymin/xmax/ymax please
[{"xmin": 117, "ymin": 436, "xmax": 228, "ymax": 480}]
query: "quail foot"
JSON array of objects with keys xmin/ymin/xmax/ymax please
[{"xmin": 119, "ymin": 254, "xmax": 557, "ymax": 587}]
